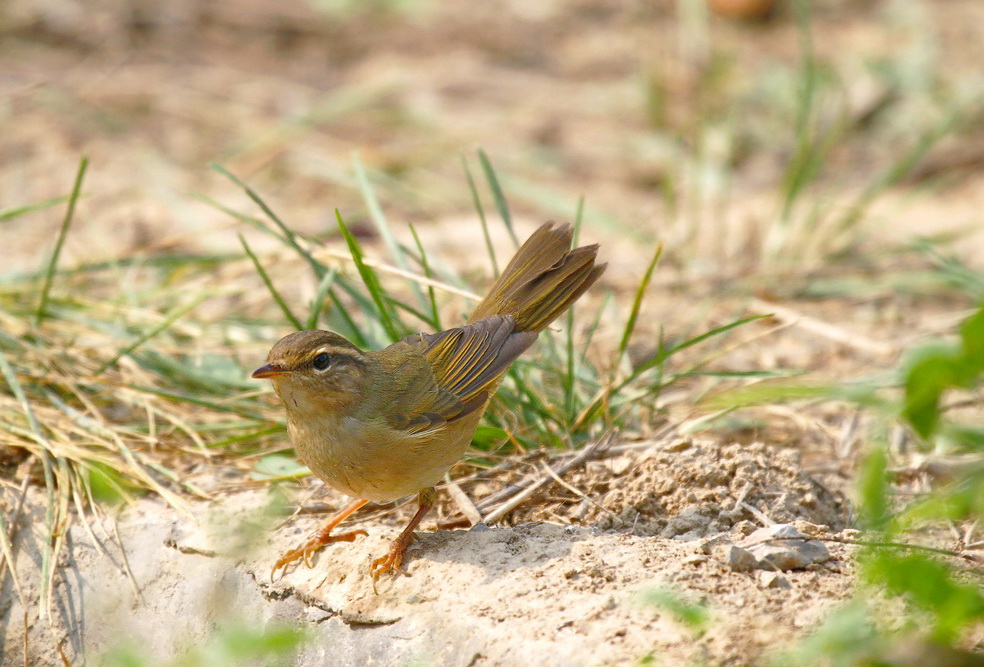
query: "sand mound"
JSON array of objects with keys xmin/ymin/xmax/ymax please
[{"xmin": 516, "ymin": 440, "xmax": 849, "ymax": 539}]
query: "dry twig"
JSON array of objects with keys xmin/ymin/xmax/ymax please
[{"xmin": 481, "ymin": 432, "xmax": 615, "ymax": 525}]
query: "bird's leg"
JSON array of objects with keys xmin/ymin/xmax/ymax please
[
  {"xmin": 272, "ymin": 498, "xmax": 370, "ymax": 580},
  {"xmin": 370, "ymin": 487, "xmax": 436, "ymax": 580}
]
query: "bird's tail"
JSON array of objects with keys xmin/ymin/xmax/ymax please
[{"xmin": 468, "ymin": 222, "xmax": 606, "ymax": 333}]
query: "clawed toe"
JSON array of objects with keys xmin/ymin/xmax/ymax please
[
  {"xmin": 369, "ymin": 550, "xmax": 404, "ymax": 580},
  {"xmin": 270, "ymin": 528, "xmax": 368, "ymax": 581},
  {"xmin": 370, "ymin": 533, "xmax": 418, "ymax": 581}
]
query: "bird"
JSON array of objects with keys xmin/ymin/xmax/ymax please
[{"xmin": 252, "ymin": 221, "xmax": 605, "ymax": 580}]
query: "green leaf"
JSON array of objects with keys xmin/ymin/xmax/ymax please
[
  {"xmin": 858, "ymin": 446, "xmax": 891, "ymax": 533},
  {"xmin": 958, "ymin": 306, "xmax": 984, "ymax": 373},
  {"xmin": 87, "ymin": 462, "xmax": 137, "ymax": 506},
  {"xmin": 252, "ymin": 455, "xmax": 310, "ymax": 480},
  {"xmin": 470, "ymin": 424, "xmax": 510, "ymax": 451},
  {"xmin": 640, "ymin": 587, "xmax": 710, "ymax": 636},
  {"xmin": 901, "ymin": 344, "xmax": 963, "ymax": 439},
  {"xmin": 770, "ymin": 602, "xmax": 879, "ymax": 667},
  {"xmin": 862, "ymin": 550, "xmax": 984, "ymax": 644}
]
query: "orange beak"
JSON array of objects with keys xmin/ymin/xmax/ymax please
[{"xmin": 252, "ymin": 363, "xmax": 289, "ymax": 379}]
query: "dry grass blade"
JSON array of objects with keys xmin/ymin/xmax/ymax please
[
  {"xmin": 444, "ymin": 479, "xmax": 482, "ymax": 526},
  {"xmin": 0, "ymin": 478, "xmax": 30, "ymax": 607},
  {"xmin": 751, "ymin": 297, "xmax": 895, "ymax": 357},
  {"xmin": 540, "ymin": 458, "xmax": 620, "ymax": 523},
  {"xmin": 481, "ymin": 432, "xmax": 615, "ymax": 525},
  {"xmin": 0, "ymin": 351, "xmax": 68, "ymax": 625},
  {"xmin": 312, "ymin": 247, "xmax": 480, "ymax": 301}
]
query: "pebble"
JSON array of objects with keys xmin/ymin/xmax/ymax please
[
  {"xmin": 757, "ymin": 571, "xmax": 791, "ymax": 589},
  {"xmin": 741, "ymin": 524, "xmax": 831, "ymax": 571},
  {"xmin": 724, "ymin": 545, "xmax": 758, "ymax": 572},
  {"xmin": 713, "ymin": 524, "xmax": 832, "ymax": 572}
]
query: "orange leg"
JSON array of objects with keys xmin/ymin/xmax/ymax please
[
  {"xmin": 370, "ymin": 487, "xmax": 436, "ymax": 581},
  {"xmin": 272, "ymin": 498, "xmax": 370, "ymax": 580}
]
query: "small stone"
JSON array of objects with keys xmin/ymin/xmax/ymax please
[
  {"xmin": 682, "ymin": 554, "xmax": 709, "ymax": 566},
  {"xmin": 738, "ymin": 523, "xmax": 832, "ymax": 571},
  {"xmin": 748, "ymin": 541, "xmax": 830, "ymax": 570},
  {"xmin": 665, "ymin": 439, "xmax": 693, "ymax": 453},
  {"xmin": 661, "ymin": 507, "xmax": 713, "ymax": 539},
  {"xmin": 608, "ymin": 456, "xmax": 634, "ymax": 476},
  {"xmin": 723, "ymin": 545, "xmax": 758, "ymax": 572},
  {"xmin": 743, "ymin": 524, "xmax": 809, "ymax": 545},
  {"xmin": 792, "ymin": 520, "xmax": 828, "ymax": 536},
  {"xmin": 758, "ymin": 571, "xmax": 791, "ymax": 589},
  {"xmin": 697, "ymin": 533, "xmax": 732, "ymax": 555}
]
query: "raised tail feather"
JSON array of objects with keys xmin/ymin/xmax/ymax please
[{"xmin": 468, "ymin": 222, "xmax": 606, "ymax": 333}]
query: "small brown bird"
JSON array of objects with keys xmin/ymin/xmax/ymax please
[{"xmin": 253, "ymin": 222, "xmax": 605, "ymax": 579}]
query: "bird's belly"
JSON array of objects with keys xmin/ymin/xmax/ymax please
[{"xmin": 287, "ymin": 414, "xmax": 476, "ymax": 502}]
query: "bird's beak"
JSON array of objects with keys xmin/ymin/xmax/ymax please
[{"xmin": 252, "ymin": 363, "xmax": 289, "ymax": 379}]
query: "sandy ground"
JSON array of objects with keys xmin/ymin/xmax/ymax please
[{"xmin": 2, "ymin": 439, "xmax": 856, "ymax": 665}]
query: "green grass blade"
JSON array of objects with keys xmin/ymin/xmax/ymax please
[
  {"xmin": 128, "ymin": 385, "xmax": 271, "ymax": 422},
  {"xmin": 352, "ymin": 154, "xmax": 428, "ymax": 311},
  {"xmin": 36, "ymin": 157, "xmax": 88, "ymax": 326},
  {"xmin": 655, "ymin": 314, "xmax": 769, "ymax": 363},
  {"xmin": 324, "ymin": 286, "xmax": 370, "ymax": 348},
  {"xmin": 835, "ymin": 108, "xmax": 960, "ymax": 238},
  {"xmin": 335, "ymin": 210, "xmax": 403, "ymax": 341},
  {"xmin": 211, "ymin": 163, "xmax": 327, "ymax": 280},
  {"xmin": 239, "ymin": 234, "xmax": 303, "ymax": 331},
  {"xmin": 617, "ymin": 314, "xmax": 771, "ymax": 393},
  {"xmin": 408, "ymin": 224, "xmax": 441, "ymax": 330},
  {"xmin": 780, "ymin": 2, "xmax": 821, "ymax": 222},
  {"xmin": 478, "ymin": 149, "xmax": 518, "ymax": 247},
  {"xmin": 463, "ymin": 155, "xmax": 499, "ymax": 278},
  {"xmin": 616, "ymin": 244, "xmax": 663, "ymax": 362},
  {"xmin": 563, "ymin": 315, "xmax": 578, "ymax": 426},
  {"xmin": 353, "ymin": 155, "xmax": 400, "ymax": 267},
  {"xmin": 0, "ymin": 196, "xmax": 70, "ymax": 222},
  {"xmin": 3, "ymin": 252, "xmax": 241, "ymax": 285},
  {"xmin": 388, "ymin": 297, "xmax": 436, "ymax": 328},
  {"xmin": 306, "ymin": 268, "xmax": 339, "ymax": 330},
  {"xmin": 572, "ymin": 196, "xmax": 585, "ymax": 242},
  {"xmin": 96, "ymin": 295, "xmax": 208, "ymax": 375},
  {"xmin": 193, "ymin": 191, "xmax": 270, "ymax": 234}
]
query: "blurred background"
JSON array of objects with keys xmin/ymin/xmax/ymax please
[
  {"xmin": 4, "ymin": 0, "xmax": 984, "ymax": 278},
  {"xmin": 4, "ymin": 4, "xmax": 984, "ymax": 663}
]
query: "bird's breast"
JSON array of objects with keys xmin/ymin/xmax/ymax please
[{"xmin": 286, "ymin": 411, "xmax": 478, "ymax": 502}]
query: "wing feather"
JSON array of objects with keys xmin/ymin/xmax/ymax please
[
  {"xmin": 404, "ymin": 315, "xmax": 537, "ymax": 405},
  {"xmin": 383, "ymin": 314, "xmax": 536, "ymax": 437}
]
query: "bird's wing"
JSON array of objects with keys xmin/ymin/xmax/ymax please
[
  {"xmin": 388, "ymin": 315, "xmax": 537, "ymax": 433},
  {"xmin": 405, "ymin": 315, "xmax": 538, "ymax": 403}
]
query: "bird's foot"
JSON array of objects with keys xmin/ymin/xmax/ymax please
[
  {"xmin": 369, "ymin": 533, "xmax": 416, "ymax": 581},
  {"xmin": 271, "ymin": 528, "xmax": 368, "ymax": 581}
]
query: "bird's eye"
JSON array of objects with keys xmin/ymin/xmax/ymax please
[{"xmin": 312, "ymin": 352, "xmax": 331, "ymax": 371}]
